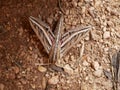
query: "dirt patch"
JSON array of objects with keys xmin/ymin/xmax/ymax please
[{"xmin": 0, "ymin": 0, "xmax": 59, "ymax": 90}]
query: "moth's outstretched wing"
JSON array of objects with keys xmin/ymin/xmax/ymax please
[
  {"xmin": 29, "ymin": 16, "xmax": 55, "ymax": 54},
  {"xmin": 49, "ymin": 15, "xmax": 63, "ymax": 63},
  {"xmin": 61, "ymin": 26, "xmax": 91, "ymax": 56}
]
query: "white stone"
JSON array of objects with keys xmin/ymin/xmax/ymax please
[
  {"xmin": 92, "ymin": 61, "xmax": 100, "ymax": 70},
  {"xmin": 103, "ymin": 31, "xmax": 110, "ymax": 39},
  {"xmin": 78, "ymin": 2, "xmax": 82, "ymax": 7},
  {"xmin": 38, "ymin": 66, "xmax": 47, "ymax": 72},
  {"xmin": 83, "ymin": 60, "xmax": 89, "ymax": 66},
  {"xmin": 84, "ymin": 36, "xmax": 89, "ymax": 41},
  {"xmin": 63, "ymin": 64, "xmax": 73, "ymax": 74},
  {"xmin": 70, "ymin": 55, "xmax": 75, "ymax": 61},
  {"xmin": 81, "ymin": 6, "xmax": 86, "ymax": 13},
  {"xmin": 103, "ymin": 27, "xmax": 106, "ymax": 32}
]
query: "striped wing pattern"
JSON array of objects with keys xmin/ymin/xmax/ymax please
[
  {"xmin": 29, "ymin": 15, "xmax": 91, "ymax": 63},
  {"xmin": 29, "ymin": 16, "xmax": 55, "ymax": 54}
]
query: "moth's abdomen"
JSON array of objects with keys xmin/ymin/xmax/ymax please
[{"xmin": 49, "ymin": 41, "xmax": 61, "ymax": 63}]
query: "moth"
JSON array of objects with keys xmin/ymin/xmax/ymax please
[{"xmin": 29, "ymin": 15, "xmax": 91, "ymax": 64}]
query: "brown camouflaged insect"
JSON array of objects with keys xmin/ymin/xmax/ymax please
[{"xmin": 29, "ymin": 15, "xmax": 91, "ymax": 64}]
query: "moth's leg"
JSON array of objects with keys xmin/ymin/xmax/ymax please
[{"xmin": 49, "ymin": 64, "xmax": 64, "ymax": 72}]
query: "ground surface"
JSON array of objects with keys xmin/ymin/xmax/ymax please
[{"xmin": 0, "ymin": 0, "xmax": 120, "ymax": 90}]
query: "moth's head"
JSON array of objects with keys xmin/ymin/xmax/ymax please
[
  {"xmin": 29, "ymin": 16, "xmax": 45, "ymax": 32},
  {"xmin": 29, "ymin": 16, "xmax": 38, "ymax": 28},
  {"xmin": 29, "ymin": 16, "xmax": 51, "ymax": 31},
  {"xmin": 29, "ymin": 16, "xmax": 34, "ymax": 22}
]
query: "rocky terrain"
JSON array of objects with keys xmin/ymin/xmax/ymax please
[{"xmin": 0, "ymin": 0, "xmax": 120, "ymax": 90}]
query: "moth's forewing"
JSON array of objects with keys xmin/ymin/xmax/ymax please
[
  {"xmin": 29, "ymin": 16, "xmax": 54, "ymax": 54},
  {"xmin": 49, "ymin": 15, "xmax": 63, "ymax": 63},
  {"xmin": 61, "ymin": 26, "xmax": 91, "ymax": 56}
]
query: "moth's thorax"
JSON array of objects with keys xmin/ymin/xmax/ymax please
[
  {"xmin": 49, "ymin": 40, "xmax": 61, "ymax": 63},
  {"xmin": 49, "ymin": 16, "xmax": 63, "ymax": 63}
]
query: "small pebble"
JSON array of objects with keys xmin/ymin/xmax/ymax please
[
  {"xmin": 47, "ymin": 17, "xmax": 53, "ymax": 25},
  {"xmin": 92, "ymin": 61, "xmax": 100, "ymax": 70},
  {"xmin": 82, "ymin": 60, "xmax": 89, "ymax": 66},
  {"xmin": 31, "ymin": 84, "xmax": 36, "ymax": 89},
  {"xmin": 103, "ymin": 31, "xmax": 110, "ymax": 39},
  {"xmin": 48, "ymin": 76, "xmax": 59, "ymax": 85},
  {"xmin": 84, "ymin": 35, "xmax": 90, "ymax": 41},
  {"xmin": 70, "ymin": 55, "xmax": 75, "ymax": 61},
  {"xmin": 29, "ymin": 46, "xmax": 33, "ymax": 50},
  {"xmin": 38, "ymin": 66, "xmax": 47, "ymax": 72},
  {"xmin": 103, "ymin": 27, "xmax": 106, "ymax": 32},
  {"xmin": 63, "ymin": 64, "xmax": 73, "ymax": 74},
  {"xmin": 91, "ymin": 30, "xmax": 101, "ymax": 41}
]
